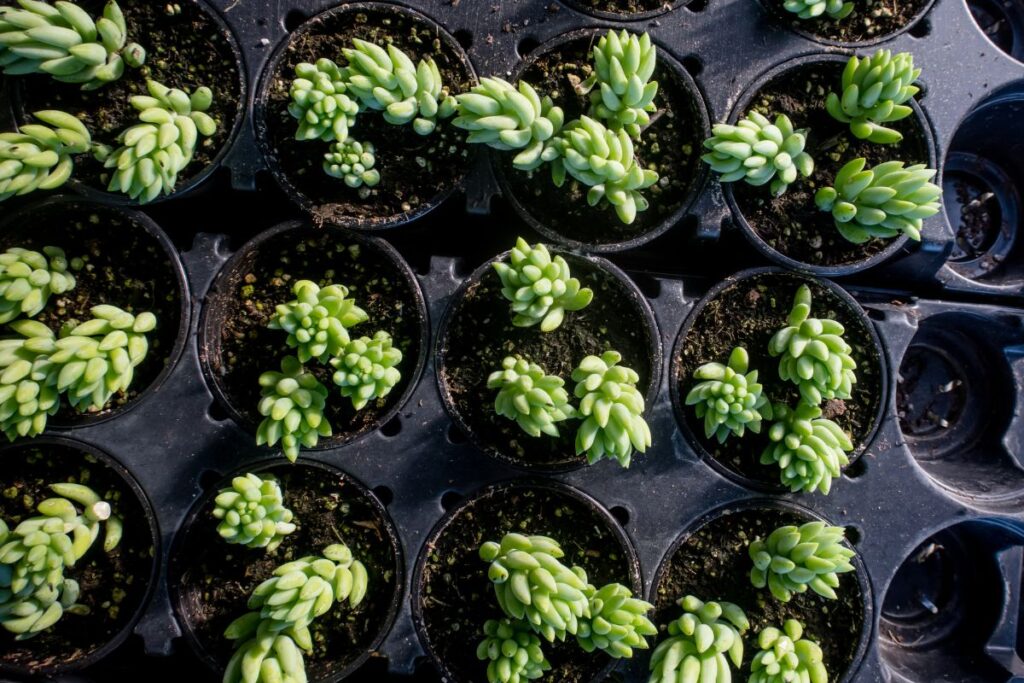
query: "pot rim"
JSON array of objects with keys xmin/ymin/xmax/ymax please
[{"xmin": 756, "ymin": 0, "xmax": 939, "ymax": 48}]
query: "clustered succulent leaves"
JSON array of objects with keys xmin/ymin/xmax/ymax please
[
  {"xmin": 749, "ymin": 521, "xmax": 855, "ymax": 602},
  {"xmin": 269, "ymin": 280, "xmax": 368, "ymax": 364},
  {"xmin": 0, "ymin": 110, "xmax": 95, "ymax": 201},
  {"xmin": 761, "ymin": 402, "xmax": 853, "ymax": 494},
  {"xmin": 492, "ymin": 238, "xmax": 593, "ymax": 332},
  {"xmin": 580, "ymin": 30, "xmax": 658, "ymax": 139},
  {"xmin": 213, "ymin": 473, "xmax": 296, "ymax": 551},
  {"xmin": 826, "ymin": 50, "xmax": 921, "ymax": 144},
  {"xmin": 750, "ymin": 620, "xmax": 829, "ymax": 683},
  {"xmin": 487, "ymin": 356, "xmax": 576, "ymax": 438},
  {"xmin": 0, "ymin": 246, "xmax": 75, "ymax": 323},
  {"xmin": 647, "ymin": 595, "xmax": 749, "ymax": 683},
  {"xmin": 573, "ymin": 350, "xmax": 650, "ymax": 468},
  {"xmin": 288, "ymin": 58, "xmax": 359, "ymax": 143},
  {"xmin": 0, "ymin": 483, "xmax": 122, "ymax": 639},
  {"xmin": 782, "ymin": 0, "xmax": 853, "ymax": 20},
  {"xmin": 323, "ymin": 138, "xmax": 379, "ymax": 189},
  {"xmin": 701, "ymin": 112, "xmax": 814, "ymax": 197},
  {"xmin": 256, "ymin": 356, "xmax": 332, "ymax": 463},
  {"xmin": 0, "ymin": 321, "xmax": 60, "ymax": 440},
  {"xmin": 477, "ymin": 618, "xmax": 551, "ymax": 683},
  {"xmin": 815, "ymin": 158, "xmax": 941, "ymax": 243},
  {"xmin": 0, "ymin": 0, "xmax": 146, "ymax": 90},
  {"xmin": 686, "ymin": 346, "xmax": 771, "ymax": 444},
  {"xmin": 576, "ymin": 582, "xmax": 657, "ymax": 659},
  {"xmin": 330, "ymin": 331, "xmax": 403, "ymax": 411}
]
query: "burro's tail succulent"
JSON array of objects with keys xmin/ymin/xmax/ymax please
[
  {"xmin": 213, "ymin": 473, "xmax": 296, "ymax": 551},
  {"xmin": 647, "ymin": 595, "xmax": 749, "ymax": 683},
  {"xmin": 479, "ymin": 533, "xmax": 591, "ymax": 643},
  {"xmin": 581, "ymin": 30, "xmax": 658, "ymax": 139},
  {"xmin": 576, "ymin": 582, "xmax": 657, "ymax": 659},
  {"xmin": 288, "ymin": 58, "xmax": 360, "ymax": 143},
  {"xmin": 572, "ymin": 350, "xmax": 650, "ymax": 468},
  {"xmin": 256, "ymin": 355, "xmax": 332, "ymax": 462},
  {"xmin": 750, "ymin": 521, "xmax": 855, "ymax": 602},
  {"xmin": 815, "ymin": 157, "xmax": 941, "ymax": 244},
  {"xmin": 487, "ymin": 356, "xmax": 576, "ymax": 438},
  {"xmin": 701, "ymin": 112, "xmax": 814, "ymax": 197},
  {"xmin": 750, "ymin": 620, "xmax": 829, "ymax": 683},
  {"xmin": 0, "ymin": 246, "xmax": 76, "ymax": 323},
  {"xmin": 0, "ymin": 320, "xmax": 61, "ymax": 441},
  {"xmin": 492, "ymin": 237, "xmax": 593, "ymax": 332},
  {"xmin": 342, "ymin": 39, "xmax": 456, "ymax": 135},
  {"xmin": 761, "ymin": 402, "xmax": 853, "ymax": 494},
  {"xmin": 269, "ymin": 280, "xmax": 368, "ymax": 364},
  {"xmin": 330, "ymin": 331, "xmax": 403, "ymax": 411},
  {"xmin": 825, "ymin": 50, "xmax": 921, "ymax": 144},
  {"xmin": 685, "ymin": 346, "xmax": 771, "ymax": 444},
  {"xmin": 477, "ymin": 618, "xmax": 551, "ymax": 683},
  {"xmin": 323, "ymin": 138, "xmax": 379, "ymax": 189},
  {"xmin": 782, "ymin": 0, "xmax": 853, "ymax": 20},
  {"xmin": 0, "ymin": 482, "xmax": 122, "ymax": 639},
  {"xmin": 223, "ymin": 632, "xmax": 307, "ymax": 683},
  {"xmin": 0, "ymin": 0, "xmax": 146, "ymax": 90},
  {"xmin": 1, "ymin": 110, "xmax": 94, "ymax": 201}
]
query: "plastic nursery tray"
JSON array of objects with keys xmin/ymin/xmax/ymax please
[{"xmin": 0, "ymin": 0, "xmax": 1023, "ymax": 682}]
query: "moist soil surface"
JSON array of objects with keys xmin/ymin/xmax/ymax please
[
  {"xmin": 733, "ymin": 61, "xmax": 930, "ymax": 268},
  {"xmin": 0, "ymin": 201, "xmax": 183, "ymax": 425},
  {"xmin": 417, "ymin": 484, "xmax": 636, "ymax": 683},
  {"xmin": 13, "ymin": 0, "xmax": 242, "ymax": 197},
  {"xmin": 172, "ymin": 464, "xmax": 398, "ymax": 682},
  {"xmin": 504, "ymin": 36, "xmax": 704, "ymax": 247},
  {"xmin": 675, "ymin": 271, "xmax": 882, "ymax": 487},
  {"xmin": 204, "ymin": 227, "xmax": 423, "ymax": 447},
  {"xmin": 263, "ymin": 6, "xmax": 474, "ymax": 227},
  {"xmin": 0, "ymin": 444, "xmax": 154, "ymax": 674},
  {"xmin": 654, "ymin": 507, "xmax": 865, "ymax": 681},
  {"xmin": 439, "ymin": 253, "xmax": 655, "ymax": 470},
  {"xmin": 768, "ymin": 0, "xmax": 932, "ymax": 43},
  {"xmin": 566, "ymin": 0, "xmax": 678, "ymax": 15}
]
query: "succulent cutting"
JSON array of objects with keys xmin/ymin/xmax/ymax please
[
  {"xmin": 268, "ymin": 280, "xmax": 368, "ymax": 364},
  {"xmin": 0, "ymin": 246, "xmax": 76, "ymax": 323},
  {"xmin": 749, "ymin": 521, "xmax": 856, "ymax": 602},
  {"xmin": 761, "ymin": 402, "xmax": 853, "ymax": 494},
  {"xmin": 288, "ymin": 58, "xmax": 359, "ymax": 143},
  {"xmin": 581, "ymin": 30, "xmax": 658, "ymax": 139},
  {"xmin": 492, "ymin": 238, "xmax": 593, "ymax": 332},
  {"xmin": 572, "ymin": 350, "xmax": 650, "ymax": 468},
  {"xmin": 825, "ymin": 50, "xmax": 921, "ymax": 144},
  {"xmin": 477, "ymin": 618, "xmax": 551, "ymax": 683},
  {"xmin": 487, "ymin": 355, "xmax": 576, "ymax": 438},
  {"xmin": 323, "ymin": 138, "xmax": 380, "ymax": 188},
  {"xmin": 576, "ymin": 582, "xmax": 657, "ymax": 659},
  {"xmin": 750, "ymin": 619, "xmax": 829, "ymax": 683},
  {"xmin": 701, "ymin": 112, "xmax": 814, "ymax": 197},
  {"xmin": 330, "ymin": 331, "xmax": 403, "ymax": 410},
  {"xmin": 0, "ymin": 110, "xmax": 94, "ymax": 201},
  {"xmin": 212, "ymin": 473, "xmax": 296, "ymax": 551},
  {"xmin": 685, "ymin": 346, "xmax": 771, "ymax": 443},
  {"xmin": 648, "ymin": 595, "xmax": 749, "ymax": 683},
  {"xmin": 256, "ymin": 356, "xmax": 332, "ymax": 463}
]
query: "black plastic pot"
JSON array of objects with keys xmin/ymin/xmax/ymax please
[
  {"xmin": 757, "ymin": 0, "xmax": 939, "ymax": 47},
  {"xmin": 557, "ymin": 0, "xmax": 691, "ymax": 22}
]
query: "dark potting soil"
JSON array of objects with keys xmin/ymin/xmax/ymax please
[
  {"xmin": 0, "ymin": 444, "xmax": 154, "ymax": 674},
  {"xmin": 733, "ymin": 61, "xmax": 930, "ymax": 268},
  {"xmin": 950, "ymin": 175, "xmax": 1002, "ymax": 270},
  {"xmin": 263, "ymin": 6, "xmax": 474, "ymax": 227},
  {"xmin": 439, "ymin": 253, "xmax": 655, "ymax": 470},
  {"xmin": 567, "ymin": 0, "xmax": 677, "ymax": 15},
  {"xmin": 769, "ymin": 0, "xmax": 932, "ymax": 43},
  {"xmin": 503, "ymin": 36, "xmax": 704, "ymax": 246},
  {"xmin": 675, "ymin": 271, "xmax": 882, "ymax": 486},
  {"xmin": 654, "ymin": 507, "xmax": 865, "ymax": 681},
  {"xmin": 13, "ymin": 0, "xmax": 242, "ymax": 196},
  {"xmin": 203, "ymin": 227, "xmax": 423, "ymax": 446},
  {"xmin": 172, "ymin": 465, "xmax": 398, "ymax": 681},
  {"xmin": 417, "ymin": 484, "xmax": 636, "ymax": 683},
  {"xmin": 0, "ymin": 202, "xmax": 183, "ymax": 424}
]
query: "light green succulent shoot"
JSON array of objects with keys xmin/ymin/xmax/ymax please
[
  {"xmin": 223, "ymin": 632, "xmax": 308, "ymax": 683},
  {"xmin": 750, "ymin": 521, "xmax": 855, "ymax": 602},
  {"xmin": 576, "ymin": 582, "xmax": 657, "ymax": 659},
  {"xmin": 477, "ymin": 618, "xmax": 551, "ymax": 683},
  {"xmin": 487, "ymin": 356, "xmax": 576, "ymax": 439},
  {"xmin": 98, "ymin": 79, "xmax": 218, "ymax": 203},
  {"xmin": 543, "ymin": 116, "xmax": 659, "ymax": 225},
  {"xmin": 768, "ymin": 285, "xmax": 856, "ymax": 405},
  {"xmin": 581, "ymin": 30, "xmax": 658, "ymax": 139},
  {"xmin": 0, "ymin": 320, "xmax": 61, "ymax": 441},
  {"xmin": 0, "ymin": 483, "xmax": 122, "ymax": 639},
  {"xmin": 0, "ymin": 246, "xmax": 76, "ymax": 324},
  {"xmin": 825, "ymin": 50, "xmax": 921, "ymax": 144},
  {"xmin": 815, "ymin": 158, "xmax": 941, "ymax": 243},
  {"xmin": 212, "ymin": 473, "xmax": 296, "ymax": 551},
  {"xmin": 330, "ymin": 331, "xmax": 403, "ymax": 411},
  {"xmin": 256, "ymin": 356, "xmax": 332, "ymax": 463},
  {"xmin": 0, "ymin": 0, "xmax": 146, "ymax": 90},
  {"xmin": 1, "ymin": 110, "xmax": 95, "ymax": 202},
  {"xmin": 453, "ymin": 77, "xmax": 564, "ymax": 170},
  {"xmin": 762, "ymin": 402, "xmax": 853, "ymax": 494},
  {"xmin": 572, "ymin": 350, "xmax": 650, "ymax": 468},
  {"xmin": 750, "ymin": 620, "xmax": 829, "ymax": 683},
  {"xmin": 647, "ymin": 595, "xmax": 749, "ymax": 683},
  {"xmin": 782, "ymin": 0, "xmax": 853, "ymax": 20},
  {"xmin": 342, "ymin": 39, "xmax": 456, "ymax": 135},
  {"xmin": 479, "ymin": 533, "xmax": 591, "ymax": 643},
  {"xmin": 288, "ymin": 58, "xmax": 360, "ymax": 142},
  {"xmin": 323, "ymin": 138, "xmax": 380, "ymax": 188},
  {"xmin": 702, "ymin": 112, "xmax": 814, "ymax": 197},
  {"xmin": 268, "ymin": 280, "xmax": 369, "ymax": 364},
  {"xmin": 686, "ymin": 346, "xmax": 771, "ymax": 444},
  {"xmin": 492, "ymin": 238, "xmax": 593, "ymax": 332}
]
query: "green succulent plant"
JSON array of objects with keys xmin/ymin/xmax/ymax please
[
  {"xmin": 0, "ymin": 320, "xmax": 61, "ymax": 441},
  {"xmin": 477, "ymin": 618, "xmax": 551, "ymax": 683},
  {"xmin": 453, "ymin": 77, "xmax": 564, "ymax": 170},
  {"xmin": 825, "ymin": 50, "xmax": 921, "ymax": 144},
  {"xmin": 648, "ymin": 595, "xmax": 749, "ymax": 683},
  {"xmin": 256, "ymin": 356, "xmax": 332, "ymax": 463},
  {"xmin": 213, "ymin": 473, "xmax": 296, "ymax": 551},
  {"xmin": 269, "ymin": 280, "xmax": 368, "ymax": 364},
  {"xmin": 492, "ymin": 238, "xmax": 594, "ymax": 332},
  {"xmin": 749, "ymin": 521, "xmax": 855, "ymax": 602},
  {"xmin": 576, "ymin": 582, "xmax": 657, "ymax": 659},
  {"xmin": 98, "ymin": 79, "xmax": 218, "ymax": 203},
  {"xmin": 323, "ymin": 138, "xmax": 380, "ymax": 188},
  {"xmin": 581, "ymin": 30, "xmax": 658, "ymax": 139},
  {"xmin": 701, "ymin": 112, "xmax": 814, "ymax": 196},
  {"xmin": 479, "ymin": 533, "xmax": 591, "ymax": 643},
  {"xmin": 288, "ymin": 58, "xmax": 360, "ymax": 142},
  {"xmin": 815, "ymin": 158, "xmax": 941, "ymax": 243},
  {"xmin": 0, "ymin": 483, "xmax": 122, "ymax": 639},
  {"xmin": 487, "ymin": 355, "xmax": 577, "ymax": 439},
  {"xmin": 685, "ymin": 346, "xmax": 771, "ymax": 444},
  {"xmin": 223, "ymin": 632, "xmax": 308, "ymax": 683},
  {"xmin": 330, "ymin": 331, "xmax": 403, "ymax": 411},
  {"xmin": 342, "ymin": 39, "xmax": 456, "ymax": 135},
  {"xmin": 782, "ymin": 0, "xmax": 853, "ymax": 19},
  {"xmin": 0, "ymin": 246, "xmax": 76, "ymax": 323},
  {"xmin": 768, "ymin": 284, "xmax": 856, "ymax": 405},
  {"xmin": 0, "ymin": 0, "xmax": 146, "ymax": 90},
  {"xmin": 572, "ymin": 350, "xmax": 650, "ymax": 468},
  {"xmin": 1, "ymin": 110, "xmax": 94, "ymax": 201},
  {"xmin": 761, "ymin": 402, "xmax": 853, "ymax": 494},
  {"xmin": 750, "ymin": 620, "xmax": 828, "ymax": 683},
  {"xmin": 543, "ymin": 116, "xmax": 658, "ymax": 225}
]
